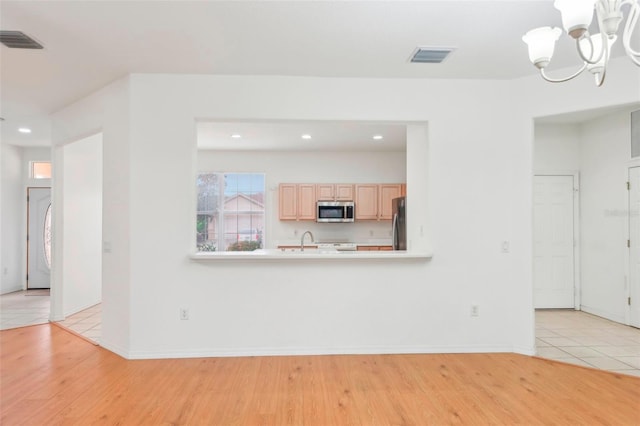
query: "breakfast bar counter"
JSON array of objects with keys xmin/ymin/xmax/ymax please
[{"xmin": 190, "ymin": 249, "xmax": 432, "ymax": 261}]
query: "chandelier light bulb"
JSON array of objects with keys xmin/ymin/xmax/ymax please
[
  {"xmin": 522, "ymin": 27, "xmax": 562, "ymax": 69},
  {"xmin": 523, "ymin": 0, "xmax": 640, "ymax": 86},
  {"xmin": 554, "ymin": 0, "xmax": 597, "ymax": 38}
]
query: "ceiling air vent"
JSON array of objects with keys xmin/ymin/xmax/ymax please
[
  {"xmin": 0, "ymin": 31, "xmax": 43, "ymax": 49},
  {"xmin": 410, "ymin": 47, "xmax": 454, "ymax": 64}
]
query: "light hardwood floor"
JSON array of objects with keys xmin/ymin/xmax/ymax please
[{"xmin": 1, "ymin": 325, "xmax": 639, "ymax": 425}]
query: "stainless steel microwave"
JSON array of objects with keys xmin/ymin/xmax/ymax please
[{"xmin": 316, "ymin": 201, "xmax": 355, "ymax": 223}]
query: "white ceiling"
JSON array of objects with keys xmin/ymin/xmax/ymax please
[
  {"xmin": 0, "ymin": 0, "xmax": 634, "ymax": 149},
  {"xmin": 198, "ymin": 120, "xmax": 408, "ymax": 151}
]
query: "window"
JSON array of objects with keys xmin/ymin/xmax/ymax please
[
  {"xmin": 31, "ymin": 161, "xmax": 52, "ymax": 179},
  {"xmin": 196, "ymin": 173, "xmax": 265, "ymax": 252}
]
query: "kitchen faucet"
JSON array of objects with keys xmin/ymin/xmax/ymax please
[{"xmin": 300, "ymin": 231, "xmax": 314, "ymax": 251}]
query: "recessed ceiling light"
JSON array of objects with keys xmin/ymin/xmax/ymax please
[
  {"xmin": 18, "ymin": 127, "xmax": 31, "ymax": 134},
  {"xmin": 372, "ymin": 135, "xmax": 384, "ymax": 140},
  {"xmin": 301, "ymin": 134, "xmax": 312, "ymax": 140},
  {"xmin": 231, "ymin": 134, "xmax": 242, "ymax": 139}
]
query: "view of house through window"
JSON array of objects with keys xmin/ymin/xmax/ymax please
[{"xmin": 197, "ymin": 173, "xmax": 265, "ymax": 252}]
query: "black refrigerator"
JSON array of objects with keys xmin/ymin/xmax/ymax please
[{"xmin": 392, "ymin": 196, "xmax": 406, "ymax": 250}]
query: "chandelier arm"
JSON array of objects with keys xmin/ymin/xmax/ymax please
[
  {"xmin": 576, "ymin": 33, "xmax": 607, "ymax": 64},
  {"xmin": 540, "ymin": 63, "xmax": 588, "ymax": 83},
  {"xmin": 594, "ymin": 66, "xmax": 607, "ymax": 87},
  {"xmin": 577, "ymin": 34, "xmax": 599, "ymax": 64}
]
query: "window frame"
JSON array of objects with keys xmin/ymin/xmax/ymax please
[{"xmin": 196, "ymin": 172, "xmax": 265, "ymax": 252}]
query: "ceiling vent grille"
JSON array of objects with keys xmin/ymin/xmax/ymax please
[
  {"xmin": 410, "ymin": 47, "xmax": 454, "ymax": 64},
  {"xmin": 0, "ymin": 31, "xmax": 43, "ymax": 49}
]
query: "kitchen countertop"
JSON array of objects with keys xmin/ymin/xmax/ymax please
[
  {"xmin": 276, "ymin": 240, "xmax": 392, "ymax": 247},
  {"xmin": 190, "ymin": 249, "xmax": 432, "ymax": 261}
]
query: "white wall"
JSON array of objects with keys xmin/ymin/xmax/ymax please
[
  {"xmin": 118, "ymin": 75, "xmax": 527, "ymax": 358},
  {"xmin": 534, "ymin": 124, "xmax": 580, "ymax": 172},
  {"xmin": 0, "ymin": 145, "xmax": 23, "ymax": 294},
  {"xmin": 197, "ymin": 149, "xmax": 406, "ymax": 246},
  {"xmin": 579, "ymin": 109, "xmax": 640, "ymax": 323},
  {"xmin": 61, "ymin": 134, "xmax": 103, "ymax": 316},
  {"xmin": 50, "ymin": 77, "xmax": 131, "ymax": 354},
  {"xmin": 50, "ymin": 65, "xmax": 638, "ymax": 359}
]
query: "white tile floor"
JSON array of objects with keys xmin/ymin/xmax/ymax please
[
  {"xmin": 536, "ymin": 309, "xmax": 640, "ymax": 377},
  {"xmin": 55, "ymin": 303, "xmax": 101, "ymax": 344},
  {"xmin": 0, "ymin": 290, "xmax": 101, "ymax": 344},
  {"xmin": 0, "ymin": 290, "xmax": 51, "ymax": 330},
  {"xmin": 2, "ymin": 292, "xmax": 639, "ymax": 376}
]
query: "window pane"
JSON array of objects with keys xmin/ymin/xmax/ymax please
[
  {"xmin": 32, "ymin": 162, "xmax": 51, "ymax": 179},
  {"xmin": 197, "ymin": 172, "xmax": 265, "ymax": 252},
  {"xmin": 43, "ymin": 204, "xmax": 52, "ymax": 269},
  {"xmin": 196, "ymin": 173, "xmax": 219, "ymax": 251}
]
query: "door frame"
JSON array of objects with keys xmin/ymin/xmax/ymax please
[
  {"xmin": 626, "ymin": 163, "xmax": 640, "ymax": 326},
  {"xmin": 533, "ymin": 170, "xmax": 581, "ymax": 309},
  {"xmin": 26, "ymin": 186, "xmax": 52, "ymax": 289}
]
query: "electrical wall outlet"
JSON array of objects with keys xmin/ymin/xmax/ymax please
[
  {"xmin": 180, "ymin": 308, "xmax": 189, "ymax": 320},
  {"xmin": 470, "ymin": 304, "xmax": 479, "ymax": 317}
]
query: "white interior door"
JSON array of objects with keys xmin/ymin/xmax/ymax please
[
  {"xmin": 629, "ymin": 167, "xmax": 640, "ymax": 327},
  {"xmin": 533, "ymin": 175, "xmax": 575, "ymax": 308},
  {"xmin": 27, "ymin": 187, "xmax": 52, "ymax": 289}
]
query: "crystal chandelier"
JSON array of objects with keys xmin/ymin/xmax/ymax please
[{"xmin": 522, "ymin": 0, "xmax": 639, "ymax": 86}]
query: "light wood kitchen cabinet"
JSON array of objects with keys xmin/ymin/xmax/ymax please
[
  {"xmin": 354, "ymin": 184, "xmax": 379, "ymax": 220},
  {"xmin": 316, "ymin": 184, "xmax": 335, "ymax": 201},
  {"xmin": 401, "ymin": 183, "xmax": 407, "ymax": 197},
  {"xmin": 357, "ymin": 245, "xmax": 393, "ymax": 251},
  {"xmin": 281, "ymin": 182, "xmax": 403, "ymax": 221},
  {"xmin": 378, "ymin": 184, "xmax": 402, "ymax": 220},
  {"xmin": 355, "ymin": 183, "xmax": 402, "ymax": 220},
  {"xmin": 279, "ymin": 184, "xmax": 298, "ymax": 220},
  {"xmin": 279, "ymin": 183, "xmax": 316, "ymax": 221},
  {"xmin": 316, "ymin": 184, "xmax": 354, "ymax": 201},
  {"xmin": 335, "ymin": 184, "xmax": 354, "ymax": 200}
]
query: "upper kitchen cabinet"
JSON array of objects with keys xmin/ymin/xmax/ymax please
[
  {"xmin": 378, "ymin": 184, "xmax": 402, "ymax": 220},
  {"xmin": 355, "ymin": 184, "xmax": 379, "ymax": 220},
  {"xmin": 355, "ymin": 183, "xmax": 402, "ymax": 220},
  {"xmin": 316, "ymin": 184, "xmax": 354, "ymax": 201},
  {"xmin": 279, "ymin": 183, "xmax": 316, "ymax": 221}
]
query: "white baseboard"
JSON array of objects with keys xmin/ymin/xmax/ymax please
[
  {"xmin": 513, "ymin": 345, "xmax": 536, "ymax": 356},
  {"xmin": 581, "ymin": 305, "xmax": 626, "ymax": 325},
  {"xmin": 63, "ymin": 299, "xmax": 101, "ymax": 318},
  {"xmin": 0, "ymin": 285, "xmax": 24, "ymax": 295},
  {"xmin": 99, "ymin": 339, "xmax": 130, "ymax": 359},
  {"xmin": 124, "ymin": 344, "xmax": 524, "ymax": 360}
]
